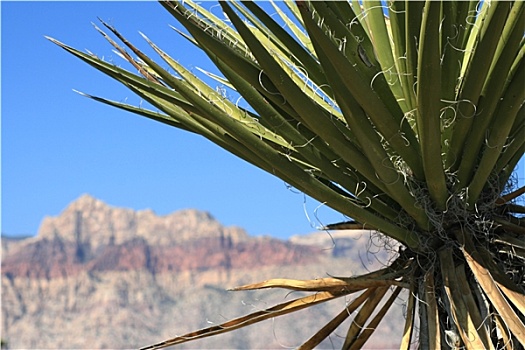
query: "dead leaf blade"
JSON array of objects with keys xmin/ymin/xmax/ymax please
[
  {"xmin": 348, "ymin": 286, "xmax": 403, "ymax": 350},
  {"xmin": 140, "ymin": 290, "xmax": 346, "ymax": 350},
  {"xmin": 297, "ymin": 288, "xmax": 376, "ymax": 350}
]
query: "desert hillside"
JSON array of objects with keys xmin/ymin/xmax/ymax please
[{"xmin": 1, "ymin": 195, "xmax": 406, "ymax": 349}]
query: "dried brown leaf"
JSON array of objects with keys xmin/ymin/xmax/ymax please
[
  {"xmin": 140, "ymin": 290, "xmax": 347, "ymax": 350},
  {"xmin": 342, "ymin": 286, "xmax": 389, "ymax": 349},
  {"xmin": 297, "ymin": 288, "xmax": 376, "ymax": 350},
  {"xmin": 399, "ymin": 283, "xmax": 416, "ymax": 350},
  {"xmin": 440, "ymin": 247, "xmax": 488, "ymax": 349},
  {"xmin": 348, "ymin": 286, "xmax": 403, "ymax": 350}
]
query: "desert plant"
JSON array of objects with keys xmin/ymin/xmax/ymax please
[{"xmin": 49, "ymin": 0, "xmax": 524, "ymax": 348}]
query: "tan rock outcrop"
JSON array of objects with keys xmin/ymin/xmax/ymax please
[{"xmin": 37, "ymin": 194, "xmax": 249, "ymax": 249}]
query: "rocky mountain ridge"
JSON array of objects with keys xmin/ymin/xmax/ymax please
[
  {"xmin": 1, "ymin": 195, "xmax": 404, "ymax": 349},
  {"xmin": 2, "ymin": 195, "xmax": 322, "ymax": 280},
  {"xmin": 38, "ymin": 194, "xmax": 250, "ymax": 247}
]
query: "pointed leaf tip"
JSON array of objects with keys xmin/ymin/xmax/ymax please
[{"xmin": 72, "ymin": 89, "xmax": 89, "ymax": 97}]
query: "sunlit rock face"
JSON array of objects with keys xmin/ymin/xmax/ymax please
[{"xmin": 2, "ymin": 195, "xmax": 402, "ymax": 349}]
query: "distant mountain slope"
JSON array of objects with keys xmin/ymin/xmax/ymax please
[{"xmin": 1, "ymin": 195, "xmax": 406, "ymax": 349}]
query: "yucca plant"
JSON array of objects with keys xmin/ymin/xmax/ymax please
[{"xmin": 48, "ymin": 0, "xmax": 524, "ymax": 348}]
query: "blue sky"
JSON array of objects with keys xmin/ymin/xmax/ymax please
[
  {"xmin": 1, "ymin": 1, "xmax": 346, "ymax": 239},
  {"xmin": 2, "ymin": 2, "xmax": 524, "ymax": 239}
]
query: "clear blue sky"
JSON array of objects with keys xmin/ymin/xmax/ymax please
[
  {"xmin": 1, "ymin": 2, "xmax": 523, "ymax": 239},
  {"xmin": 1, "ymin": 1, "xmax": 346, "ymax": 239}
]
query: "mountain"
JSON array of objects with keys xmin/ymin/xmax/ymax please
[{"xmin": 1, "ymin": 195, "xmax": 405, "ymax": 349}]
